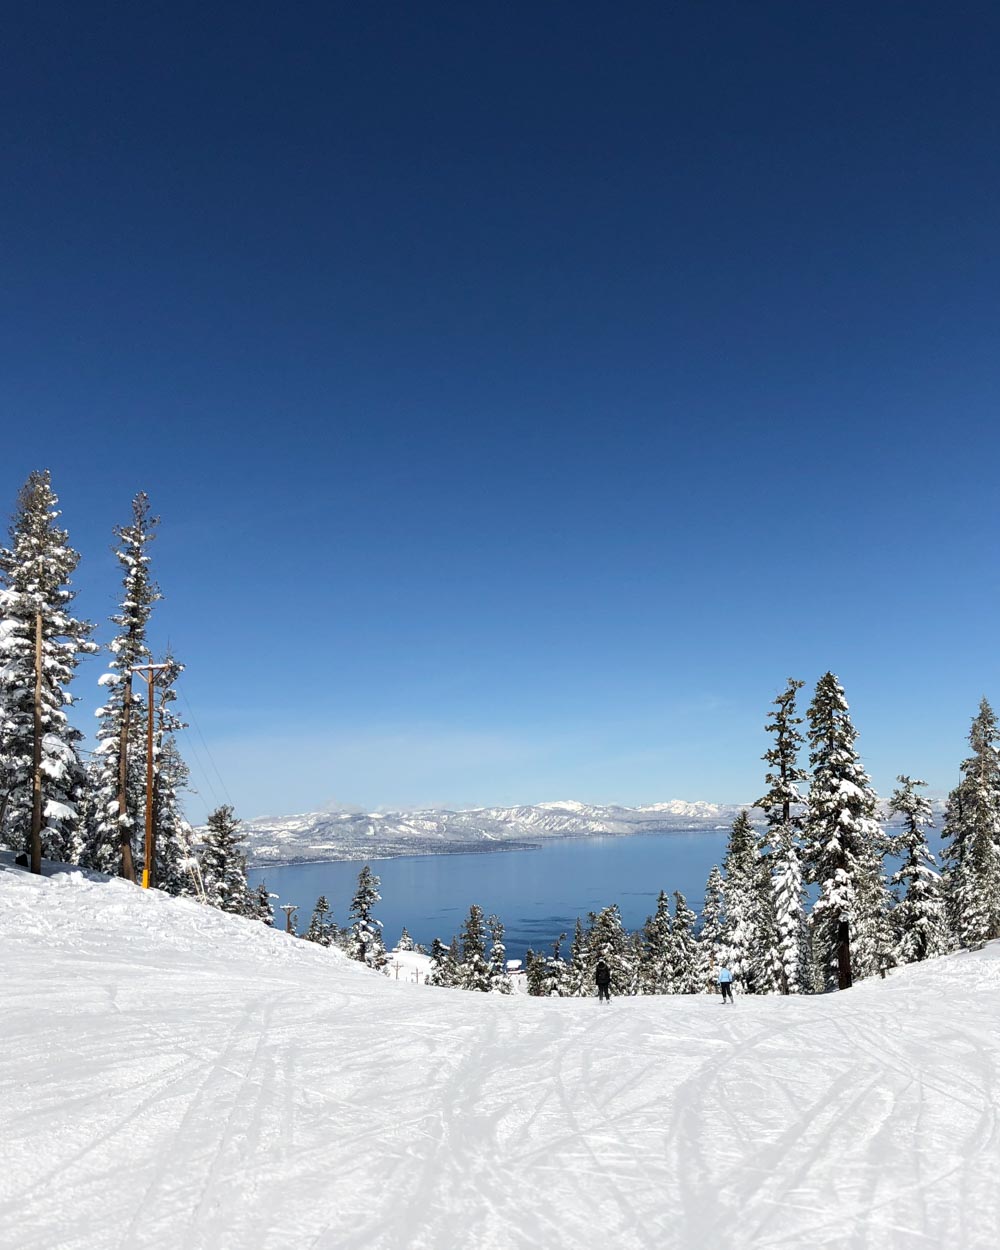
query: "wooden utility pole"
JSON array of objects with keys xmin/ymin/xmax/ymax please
[
  {"xmin": 118, "ymin": 669, "xmax": 136, "ymax": 883},
  {"xmin": 131, "ymin": 663, "xmax": 170, "ymax": 889},
  {"xmin": 29, "ymin": 612, "xmax": 44, "ymax": 875},
  {"xmin": 280, "ymin": 904, "xmax": 298, "ymax": 934}
]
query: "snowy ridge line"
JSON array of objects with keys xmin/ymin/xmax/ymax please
[
  {"xmin": 2, "ymin": 854, "xmax": 998, "ymax": 1249},
  {"xmin": 237, "ymin": 798, "xmax": 755, "ymax": 867}
]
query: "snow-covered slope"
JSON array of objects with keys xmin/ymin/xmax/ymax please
[
  {"xmin": 3, "ymin": 856, "xmax": 998, "ymax": 1249},
  {"xmin": 241, "ymin": 798, "xmax": 745, "ymax": 866}
]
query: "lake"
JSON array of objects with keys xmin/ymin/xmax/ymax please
[{"xmin": 248, "ymin": 828, "xmax": 730, "ymax": 960}]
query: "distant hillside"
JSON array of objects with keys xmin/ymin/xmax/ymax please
[{"xmin": 239, "ymin": 799, "xmax": 748, "ymax": 866}]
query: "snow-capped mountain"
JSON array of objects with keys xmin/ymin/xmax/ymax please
[{"xmin": 240, "ymin": 798, "xmax": 748, "ymax": 866}]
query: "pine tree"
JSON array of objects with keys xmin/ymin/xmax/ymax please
[
  {"xmin": 805, "ymin": 672, "xmax": 890, "ymax": 989},
  {"xmin": 458, "ymin": 904, "xmax": 491, "ymax": 991},
  {"xmin": 888, "ymin": 775, "xmax": 948, "ymax": 963},
  {"xmin": 587, "ymin": 905, "xmax": 634, "ymax": 995},
  {"xmin": 148, "ymin": 654, "xmax": 195, "ymax": 894},
  {"xmin": 0, "ymin": 471, "xmax": 96, "ymax": 862},
  {"xmin": 942, "ymin": 700, "xmax": 1000, "ymax": 949},
  {"xmin": 252, "ymin": 881, "xmax": 275, "ymax": 925},
  {"xmin": 670, "ymin": 891, "xmax": 702, "ymax": 994},
  {"xmin": 304, "ymin": 895, "xmax": 338, "ymax": 946},
  {"xmin": 699, "ymin": 866, "xmax": 726, "ymax": 992},
  {"xmin": 524, "ymin": 948, "xmax": 548, "ymax": 996},
  {"xmin": 722, "ymin": 810, "xmax": 766, "ymax": 993},
  {"xmin": 84, "ymin": 493, "xmax": 160, "ymax": 878},
  {"xmin": 565, "ymin": 918, "xmax": 589, "ymax": 997},
  {"xmin": 427, "ymin": 937, "xmax": 455, "ymax": 987},
  {"xmin": 396, "ymin": 927, "xmax": 415, "ymax": 952},
  {"xmin": 487, "ymin": 914, "xmax": 511, "ymax": 994},
  {"xmin": 641, "ymin": 890, "xmax": 673, "ymax": 994},
  {"xmin": 200, "ymin": 804, "xmax": 255, "ymax": 916},
  {"xmin": 543, "ymin": 932, "xmax": 569, "ymax": 996},
  {"xmin": 756, "ymin": 678, "xmax": 809, "ymax": 994},
  {"xmin": 347, "ymin": 865, "xmax": 387, "ymax": 968}
]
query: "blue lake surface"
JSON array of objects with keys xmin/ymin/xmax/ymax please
[{"xmin": 248, "ymin": 828, "xmax": 730, "ymax": 960}]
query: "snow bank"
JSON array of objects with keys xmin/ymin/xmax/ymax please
[{"xmin": 2, "ymin": 858, "xmax": 998, "ymax": 1249}]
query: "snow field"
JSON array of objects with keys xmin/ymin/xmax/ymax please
[{"xmin": 2, "ymin": 859, "xmax": 999, "ymax": 1250}]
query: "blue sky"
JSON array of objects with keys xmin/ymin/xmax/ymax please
[{"xmin": 4, "ymin": 2, "xmax": 1000, "ymax": 820}]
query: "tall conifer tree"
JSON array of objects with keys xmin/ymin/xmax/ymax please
[
  {"xmin": 942, "ymin": 699, "xmax": 1000, "ymax": 949},
  {"xmin": 888, "ymin": 775, "xmax": 948, "ymax": 963},
  {"xmin": 0, "ymin": 472, "xmax": 95, "ymax": 861},
  {"xmin": 756, "ymin": 679, "xmax": 809, "ymax": 994},
  {"xmin": 85, "ymin": 493, "xmax": 161, "ymax": 877},
  {"xmin": 347, "ymin": 865, "xmax": 387, "ymax": 968},
  {"xmin": 805, "ymin": 672, "xmax": 890, "ymax": 989}
]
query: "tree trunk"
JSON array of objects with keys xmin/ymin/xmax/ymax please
[{"xmin": 837, "ymin": 919, "xmax": 852, "ymax": 990}]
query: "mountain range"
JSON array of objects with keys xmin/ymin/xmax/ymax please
[{"xmin": 240, "ymin": 799, "xmax": 746, "ymax": 867}]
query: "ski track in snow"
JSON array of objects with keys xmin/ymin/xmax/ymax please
[{"xmin": 1, "ymin": 863, "xmax": 999, "ymax": 1249}]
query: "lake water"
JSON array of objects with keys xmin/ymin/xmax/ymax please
[{"xmin": 248, "ymin": 828, "xmax": 730, "ymax": 961}]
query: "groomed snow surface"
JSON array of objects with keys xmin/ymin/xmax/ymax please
[{"xmin": 2, "ymin": 858, "xmax": 998, "ymax": 1250}]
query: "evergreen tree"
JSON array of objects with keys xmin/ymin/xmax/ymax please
[
  {"xmin": 487, "ymin": 914, "xmax": 511, "ymax": 994},
  {"xmin": 756, "ymin": 678, "xmax": 809, "ymax": 994},
  {"xmin": 699, "ymin": 865, "xmax": 726, "ymax": 992},
  {"xmin": 458, "ymin": 904, "xmax": 491, "ymax": 991},
  {"xmin": 565, "ymin": 918, "xmax": 589, "ymax": 997},
  {"xmin": 200, "ymin": 804, "xmax": 254, "ymax": 916},
  {"xmin": 0, "ymin": 471, "xmax": 96, "ymax": 862},
  {"xmin": 805, "ymin": 672, "xmax": 890, "ymax": 989},
  {"xmin": 524, "ymin": 948, "xmax": 548, "ymax": 996},
  {"xmin": 427, "ymin": 936, "xmax": 455, "ymax": 987},
  {"xmin": 670, "ymin": 891, "xmax": 702, "ymax": 994},
  {"xmin": 641, "ymin": 890, "xmax": 673, "ymax": 994},
  {"xmin": 253, "ymin": 881, "xmax": 275, "ymax": 925},
  {"xmin": 304, "ymin": 895, "xmax": 338, "ymax": 946},
  {"xmin": 722, "ymin": 810, "xmax": 766, "ymax": 993},
  {"xmin": 347, "ymin": 865, "xmax": 387, "ymax": 968},
  {"xmin": 888, "ymin": 775, "xmax": 948, "ymax": 963},
  {"xmin": 586, "ymin": 905, "xmax": 634, "ymax": 995},
  {"xmin": 942, "ymin": 700, "xmax": 1000, "ymax": 949},
  {"xmin": 84, "ymin": 493, "xmax": 160, "ymax": 878},
  {"xmin": 396, "ymin": 927, "xmax": 415, "ymax": 952},
  {"xmin": 544, "ymin": 932, "xmax": 569, "ymax": 996},
  {"xmin": 148, "ymin": 654, "xmax": 195, "ymax": 894}
]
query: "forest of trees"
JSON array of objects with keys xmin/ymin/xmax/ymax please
[{"xmin": 3, "ymin": 470, "xmax": 1000, "ymax": 994}]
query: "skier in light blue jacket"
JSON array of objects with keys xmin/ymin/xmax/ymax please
[{"xmin": 718, "ymin": 965, "xmax": 734, "ymax": 1005}]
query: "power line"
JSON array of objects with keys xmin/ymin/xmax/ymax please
[{"xmin": 178, "ymin": 687, "xmax": 236, "ymax": 810}]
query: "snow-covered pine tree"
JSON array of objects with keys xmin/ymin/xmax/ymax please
[
  {"xmin": 84, "ymin": 493, "xmax": 160, "ymax": 879},
  {"xmin": 544, "ymin": 932, "xmax": 569, "ymax": 996},
  {"xmin": 756, "ymin": 678, "xmax": 809, "ymax": 994},
  {"xmin": 0, "ymin": 471, "xmax": 96, "ymax": 862},
  {"xmin": 565, "ymin": 917, "xmax": 589, "ymax": 997},
  {"xmin": 304, "ymin": 895, "xmax": 338, "ymax": 946},
  {"xmin": 524, "ymin": 948, "xmax": 548, "ymax": 996},
  {"xmin": 941, "ymin": 700, "xmax": 1000, "ymax": 949},
  {"xmin": 347, "ymin": 865, "xmax": 387, "ymax": 968},
  {"xmin": 698, "ymin": 865, "xmax": 725, "ymax": 992},
  {"xmin": 427, "ymin": 937, "xmax": 455, "ymax": 987},
  {"xmin": 805, "ymin": 672, "xmax": 891, "ymax": 989},
  {"xmin": 641, "ymin": 890, "xmax": 673, "ymax": 994},
  {"xmin": 587, "ymin": 905, "xmax": 634, "ymax": 995},
  {"xmin": 888, "ymin": 775, "xmax": 948, "ymax": 963},
  {"xmin": 396, "ymin": 927, "xmax": 415, "ymax": 952},
  {"xmin": 458, "ymin": 904, "xmax": 491, "ymax": 991},
  {"xmin": 670, "ymin": 891, "xmax": 702, "ymax": 994},
  {"xmin": 487, "ymin": 914, "xmax": 511, "ymax": 994},
  {"xmin": 722, "ymin": 810, "xmax": 767, "ymax": 993},
  {"xmin": 147, "ymin": 654, "xmax": 196, "ymax": 894},
  {"xmin": 252, "ymin": 881, "xmax": 275, "ymax": 925},
  {"xmin": 199, "ymin": 804, "xmax": 255, "ymax": 917}
]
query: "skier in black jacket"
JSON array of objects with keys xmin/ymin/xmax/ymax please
[{"xmin": 595, "ymin": 960, "xmax": 612, "ymax": 1004}]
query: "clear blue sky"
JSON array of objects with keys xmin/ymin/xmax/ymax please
[{"xmin": 4, "ymin": 2, "xmax": 1000, "ymax": 820}]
